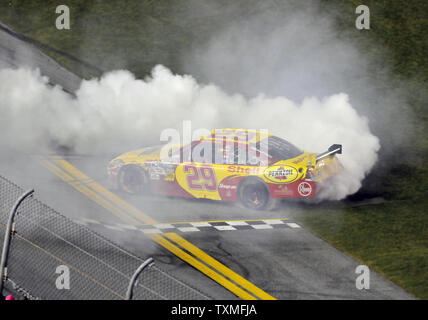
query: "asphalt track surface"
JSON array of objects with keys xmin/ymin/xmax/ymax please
[{"xmin": 0, "ymin": 22, "xmax": 414, "ymax": 300}]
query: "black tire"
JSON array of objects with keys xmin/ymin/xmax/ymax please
[
  {"xmin": 118, "ymin": 165, "xmax": 149, "ymax": 195},
  {"xmin": 238, "ymin": 178, "xmax": 270, "ymax": 210}
]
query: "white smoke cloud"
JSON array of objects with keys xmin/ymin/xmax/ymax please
[
  {"xmin": 0, "ymin": 65, "xmax": 379, "ymax": 200},
  {"xmin": 180, "ymin": 1, "xmax": 414, "ymax": 162}
]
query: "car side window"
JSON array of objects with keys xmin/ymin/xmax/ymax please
[
  {"xmin": 224, "ymin": 143, "xmax": 261, "ymax": 166},
  {"xmin": 245, "ymin": 144, "xmax": 262, "ymax": 166},
  {"xmin": 232, "ymin": 144, "xmax": 254, "ymax": 166},
  {"xmin": 190, "ymin": 141, "xmax": 213, "ymax": 164}
]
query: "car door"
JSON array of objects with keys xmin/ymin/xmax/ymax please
[{"xmin": 175, "ymin": 140, "xmax": 222, "ymax": 200}]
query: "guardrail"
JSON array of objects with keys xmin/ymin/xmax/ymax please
[
  {"xmin": 0, "ymin": 174, "xmax": 209, "ymax": 300},
  {"xmin": 0, "ymin": 21, "xmax": 103, "ymax": 77}
]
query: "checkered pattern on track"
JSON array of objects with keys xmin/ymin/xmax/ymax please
[{"xmin": 76, "ymin": 218, "xmax": 301, "ymax": 234}]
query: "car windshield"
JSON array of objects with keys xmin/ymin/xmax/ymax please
[{"xmin": 259, "ymin": 136, "xmax": 303, "ymax": 163}]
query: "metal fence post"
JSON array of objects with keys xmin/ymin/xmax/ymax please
[
  {"xmin": 0, "ymin": 189, "xmax": 34, "ymax": 296},
  {"xmin": 126, "ymin": 257, "xmax": 154, "ymax": 300}
]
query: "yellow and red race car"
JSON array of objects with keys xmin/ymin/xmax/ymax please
[{"xmin": 107, "ymin": 129, "xmax": 342, "ymax": 210}]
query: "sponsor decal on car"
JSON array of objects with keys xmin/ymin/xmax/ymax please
[
  {"xmin": 164, "ymin": 172, "xmax": 175, "ymax": 181},
  {"xmin": 218, "ymin": 183, "xmax": 237, "ymax": 190},
  {"xmin": 297, "ymin": 181, "xmax": 312, "ymax": 197},
  {"xmin": 264, "ymin": 165, "xmax": 299, "ymax": 183},
  {"xmin": 149, "ymin": 166, "xmax": 165, "ymax": 180},
  {"xmin": 227, "ymin": 166, "xmax": 261, "ymax": 175},
  {"xmin": 219, "ymin": 183, "xmax": 236, "ymax": 198},
  {"xmin": 273, "ymin": 184, "xmax": 294, "ymax": 196},
  {"xmin": 150, "ymin": 173, "xmax": 160, "ymax": 180}
]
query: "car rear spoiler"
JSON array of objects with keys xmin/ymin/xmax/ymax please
[{"xmin": 316, "ymin": 144, "xmax": 342, "ymax": 162}]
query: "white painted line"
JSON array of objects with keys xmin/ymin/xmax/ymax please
[
  {"xmin": 214, "ymin": 225, "xmax": 237, "ymax": 231},
  {"xmin": 226, "ymin": 221, "xmax": 249, "ymax": 226},
  {"xmin": 154, "ymin": 223, "xmax": 175, "ymax": 229},
  {"xmin": 178, "ymin": 227, "xmax": 200, "ymax": 232},
  {"xmin": 286, "ymin": 223, "xmax": 301, "ymax": 228},
  {"xmin": 251, "ymin": 224, "xmax": 274, "ymax": 230},
  {"xmin": 141, "ymin": 228, "xmax": 163, "ymax": 234},
  {"xmin": 104, "ymin": 225, "xmax": 125, "ymax": 231},
  {"xmin": 263, "ymin": 220, "xmax": 285, "ymax": 225},
  {"xmin": 191, "ymin": 222, "xmax": 212, "ymax": 227},
  {"xmin": 116, "ymin": 224, "xmax": 138, "ymax": 230},
  {"xmin": 77, "ymin": 218, "xmax": 99, "ymax": 224},
  {"xmin": 75, "ymin": 220, "xmax": 89, "ymax": 226}
]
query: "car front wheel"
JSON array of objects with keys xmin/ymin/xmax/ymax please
[{"xmin": 118, "ymin": 165, "xmax": 149, "ymax": 194}]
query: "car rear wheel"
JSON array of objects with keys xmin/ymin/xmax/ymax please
[
  {"xmin": 238, "ymin": 179, "xmax": 270, "ymax": 210},
  {"xmin": 118, "ymin": 165, "xmax": 149, "ymax": 194}
]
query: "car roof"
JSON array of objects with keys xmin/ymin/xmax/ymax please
[{"xmin": 200, "ymin": 128, "xmax": 272, "ymax": 145}]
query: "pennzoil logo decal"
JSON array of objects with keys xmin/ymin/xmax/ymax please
[{"xmin": 264, "ymin": 165, "xmax": 299, "ymax": 183}]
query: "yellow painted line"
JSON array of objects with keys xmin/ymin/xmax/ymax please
[
  {"xmin": 165, "ymin": 232, "xmax": 277, "ymax": 300},
  {"xmin": 150, "ymin": 234, "xmax": 257, "ymax": 300},
  {"xmin": 53, "ymin": 158, "xmax": 156, "ymax": 225},
  {"xmin": 42, "ymin": 156, "xmax": 276, "ymax": 300},
  {"xmin": 148, "ymin": 217, "xmax": 289, "ymax": 226},
  {"xmin": 40, "ymin": 159, "xmax": 139, "ymax": 225}
]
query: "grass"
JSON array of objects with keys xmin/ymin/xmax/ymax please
[
  {"xmin": 0, "ymin": 0, "xmax": 426, "ymax": 298},
  {"xmin": 294, "ymin": 199, "xmax": 428, "ymax": 299}
]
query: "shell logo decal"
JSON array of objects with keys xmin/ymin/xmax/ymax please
[{"xmin": 264, "ymin": 165, "xmax": 299, "ymax": 184}]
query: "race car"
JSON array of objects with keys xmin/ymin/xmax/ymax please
[{"xmin": 107, "ymin": 129, "xmax": 343, "ymax": 210}]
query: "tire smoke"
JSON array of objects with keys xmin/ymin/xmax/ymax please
[{"xmin": 0, "ymin": 65, "xmax": 379, "ymax": 200}]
